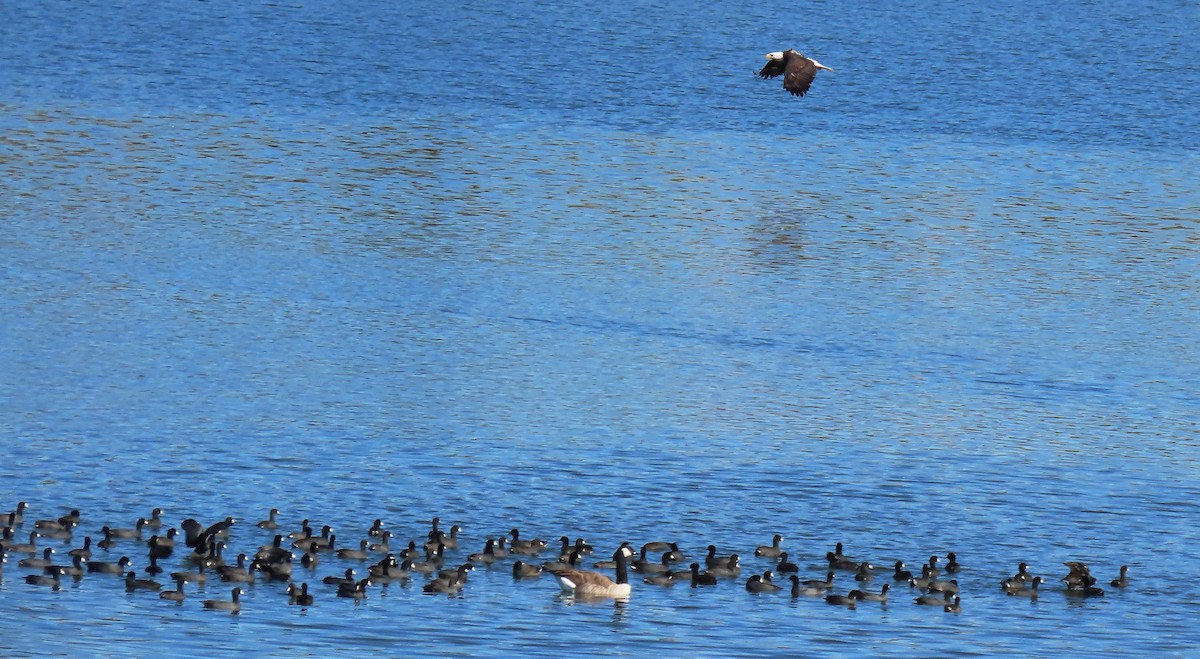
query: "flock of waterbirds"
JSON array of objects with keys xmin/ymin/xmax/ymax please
[{"xmin": 2, "ymin": 502, "xmax": 1128, "ymax": 614}]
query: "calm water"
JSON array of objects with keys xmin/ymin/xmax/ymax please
[{"xmin": 2, "ymin": 0, "xmax": 1199, "ymax": 655}]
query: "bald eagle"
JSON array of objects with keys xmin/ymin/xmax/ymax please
[{"xmin": 758, "ymin": 49, "xmax": 833, "ymax": 97}]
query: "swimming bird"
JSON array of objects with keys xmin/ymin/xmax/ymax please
[
  {"xmin": 790, "ymin": 575, "xmax": 825, "ymax": 597},
  {"xmin": 775, "ymin": 552, "xmax": 799, "ymax": 574},
  {"xmin": 124, "ymin": 570, "xmax": 162, "ymax": 592},
  {"xmin": 853, "ymin": 561, "xmax": 875, "ymax": 582},
  {"xmin": 203, "ymin": 587, "xmax": 243, "ymax": 612},
  {"xmin": 291, "ymin": 582, "xmax": 314, "ymax": 606},
  {"xmin": 160, "ymin": 577, "xmax": 187, "ymax": 602},
  {"xmin": 706, "ymin": 554, "xmax": 742, "ymax": 578},
  {"xmin": 509, "ymin": 528, "xmax": 547, "ymax": 555},
  {"xmin": 825, "ymin": 591, "xmax": 859, "ymax": 608},
  {"xmin": 548, "ymin": 545, "xmax": 635, "ymax": 599},
  {"xmin": 826, "ymin": 551, "xmax": 859, "ymax": 571},
  {"xmin": 689, "ymin": 563, "xmax": 718, "ymax": 588},
  {"xmin": 915, "ymin": 591, "xmax": 952, "ymax": 606},
  {"xmin": 256, "ymin": 508, "xmax": 281, "ymax": 530},
  {"xmin": 68, "ymin": 536, "xmax": 93, "ymax": 560},
  {"xmin": 944, "ymin": 552, "xmax": 961, "ymax": 573},
  {"xmin": 322, "ymin": 568, "xmax": 358, "ymax": 586},
  {"xmin": 893, "ymin": 561, "xmax": 913, "ymax": 581},
  {"xmin": 87, "ymin": 556, "xmax": 133, "ymax": 575},
  {"xmin": 856, "ymin": 583, "xmax": 890, "ymax": 602},
  {"xmin": 746, "ymin": 574, "xmax": 782, "ymax": 593},
  {"xmin": 25, "ymin": 566, "xmax": 63, "ymax": 588},
  {"xmin": 18, "ymin": 547, "xmax": 55, "ymax": 569},
  {"xmin": 1003, "ymin": 575, "xmax": 1044, "ymax": 598},
  {"xmin": 337, "ymin": 539, "xmax": 371, "ymax": 561},
  {"xmin": 338, "ymin": 578, "xmax": 372, "ymax": 600},
  {"xmin": 643, "ymin": 572, "xmax": 676, "ymax": 586},
  {"xmin": 1110, "ymin": 565, "xmax": 1130, "ymax": 588},
  {"xmin": 757, "ymin": 49, "xmax": 832, "ymax": 97},
  {"xmin": 513, "ymin": 560, "xmax": 543, "ymax": 579},
  {"xmin": 704, "ymin": 545, "xmax": 735, "ymax": 569},
  {"xmin": 755, "ymin": 534, "xmax": 784, "ymax": 558},
  {"xmin": 944, "ymin": 595, "xmax": 962, "ymax": 613}
]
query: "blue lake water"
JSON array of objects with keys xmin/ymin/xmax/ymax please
[{"xmin": 2, "ymin": 0, "xmax": 1199, "ymax": 655}]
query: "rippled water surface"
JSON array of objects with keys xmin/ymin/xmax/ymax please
[{"xmin": 2, "ymin": 0, "xmax": 1199, "ymax": 656}]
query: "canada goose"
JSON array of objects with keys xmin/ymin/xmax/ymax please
[
  {"xmin": 125, "ymin": 570, "xmax": 162, "ymax": 592},
  {"xmin": 160, "ymin": 577, "xmax": 186, "ymax": 602},
  {"xmin": 856, "ymin": 583, "xmax": 890, "ymax": 602},
  {"xmin": 825, "ymin": 591, "xmax": 859, "ymax": 607},
  {"xmin": 322, "ymin": 568, "xmax": 357, "ymax": 586},
  {"xmin": 256, "ymin": 508, "xmax": 281, "ymax": 530},
  {"xmin": 18, "ymin": 547, "xmax": 55, "ymax": 569},
  {"xmin": 203, "ymin": 587, "xmax": 242, "ymax": 612},
  {"xmin": 337, "ymin": 578, "xmax": 371, "ymax": 600},
  {"xmin": 509, "ymin": 528, "xmax": 547, "ymax": 555},
  {"xmin": 853, "ymin": 562, "xmax": 874, "ymax": 582},
  {"xmin": 68, "ymin": 536, "xmax": 93, "ymax": 559},
  {"xmin": 549, "ymin": 545, "xmax": 634, "ymax": 599},
  {"xmin": 706, "ymin": 555, "xmax": 741, "ymax": 578},
  {"xmin": 291, "ymin": 582, "xmax": 314, "ymax": 606},
  {"xmin": 87, "ymin": 556, "xmax": 133, "ymax": 574},
  {"xmin": 944, "ymin": 552, "xmax": 961, "ymax": 573},
  {"xmin": 1110, "ymin": 565, "xmax": 1130, "ymax": 588},
  {"xmin": 746, "ymin": 574, "xmax": 782, "ymax": 593},
  {"xmin": 513, "ymin": 560, "xmax": 543, "ymax": 579},
  {"xmin": 893, "ymin": 561, "xmax": 913, "ymax": 581},
  {"xmin": 775, "ymin": 552, "xmax": 799, "ymax": 573},
  {"xmin": 337, "ymin": 539, "xmax": 371, "ymax": 561},
  {"xmin": 944, "ymin": 595, "xmax": 962, "ymax": 613},
  {"xmin": 755, "ymin": 534, "xmax": 784, "ymax": 558},
  {"xmin": 689, "ymin": 563, "xmax": 717, "ymax": 587}
]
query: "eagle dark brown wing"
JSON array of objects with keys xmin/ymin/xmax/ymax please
[
  {"xmin": 782, "ymin": 53, "xmax": 819, "ymax": 97},
  {"xmin": 757, "ymin": 58, "xmax": 786, "ymax": 79}
]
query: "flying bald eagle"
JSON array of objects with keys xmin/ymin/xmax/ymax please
[{"xmin": 758, "ymin": 49, "xmax": 833, "ymax": 97}]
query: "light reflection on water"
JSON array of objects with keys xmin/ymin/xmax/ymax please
[{"xmin": 3, "ymin": 0, "xmax": 1200, "ymax": 654}]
